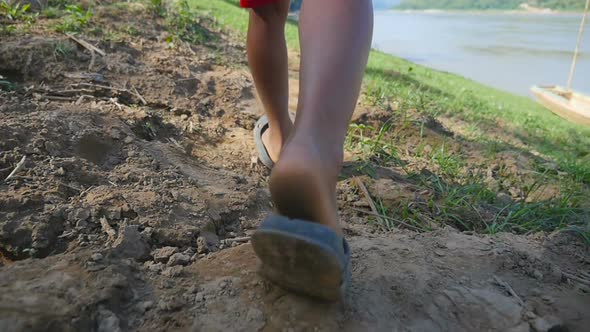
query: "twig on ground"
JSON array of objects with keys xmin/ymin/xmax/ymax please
[
  {"xmin": 58, "ymin": 231, "xmax": 77, "ymax": 239},
  {"xmin": 184, "ymin": 41, "xmax": 196, "ymax": 55},
  {"xmin": 75, "ymin": 94, "xmax": 95, "ymax": 105},
  {"xmin": 492, "ymin": 275, "xmax": 524, "ymax": 305},
  {"xmin": 169, "ymin": 138, "xmax": 184, "ymax": 151},
  {"xmin": 53, "ymin": 89, "xmax": 95, "ymax": 95},
  {"xmin": 350, "ymin": 207, "xmax": 423, "ymax": 232},
  {"xmin": 563, "ymin": 271, "xmax": 590, "ymax": 286},
  {"xmin": 220, "ymin": 237, "xmax": 251, "ymax": 245},
  {"xmin": 67, "ymin": 34, "xmax": 106, "ymax": 56},
  {"xmin": 88, "ymin": 49, "xmax": 96, "ymax": 71},
  {"xmin": 109, "ymin": 97, "xmax": 124, "ymax": 111},
  {"xmin": 79, "ymin": 186, "xmax": 94, "ymax": 197},
  {"xmin": 73, "ymin": 83, "xmax": 128, "ymax": 92},
  {"xmin": 353, "ymin": 177, "xmax": 385, "ymax": 226},
  {"xmin": 37, "ymin": 95, "xmax": 78, "ymax": 101},
  {"xmin": 100, "ymin": 217, "xmax": 117, "ymax": 243},
  {"xmin": 4, "ymin": 156, "xmax": 26, "ymax": 182},
  {"xmin": 132, "ymin": 87, "xmax": 147, "ymax": 105},
  {"xmin": 64, "ymin": 72, "xmax": 105, "ymax": 82}
]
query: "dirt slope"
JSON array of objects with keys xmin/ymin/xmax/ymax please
[{"xmin": 0, "ymin": 3, "xmax": 588, "ymax": 332}]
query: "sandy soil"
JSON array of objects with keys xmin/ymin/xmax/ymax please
[{"xmin": 0, "ymin": 3, "xmax": 588, "ymax": 331}]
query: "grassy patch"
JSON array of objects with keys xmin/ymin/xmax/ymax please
[
  {"xmin": 165, "ymin": 0, "xmax": 217, "ymax": 44},
  {"xmin": 54, "ymin": 4, "xmax": 92, "ymax": 33}
]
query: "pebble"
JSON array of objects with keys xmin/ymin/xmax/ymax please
[
  {"xmin": 549, "ymin": 265, "xmax": 563, "ymax": 282},
  {"xmin": 158, "ymin": 298, "xmax": 184, "ymax": 312},
  {"xmin": 124, "ymin": 136, "xmax": 134, "ymax": 144},
  {"xmin": 97, "ymin": 309, "xmax": 121, "ymax": 332},
  {"xmin": 167, "ymin": 253, "xmax": 191, "ymax": 266},
  {"xmin": 195, "ymin": 292, "xmax": 205, "ymax": 302},
  {"xmin": 112, "ymin": 225, "xmax": 151, "ymax": 261},
  {"xmin": 532, "ymin": 270, "xmax": 543, "ymax": 280},
  {"xmin": 146, "ymin": 262, "xmax": 164, "ymax": 273},
  {"xmin": 136, "ymin": 301, "xmax": 154, "ymax": 313},
  {"xmin": 246, "ymin": 308, "xmax": 265, "ymax": 324},
  {"xmin": 91, "ymin": 253, "xmax": 104, "ymax": 261},
  {"xmin": 162, "ymin": 266, "xmax": 183, "ymax": 277},
  {"xmin": 531, "ymin": 315, "xmax": 562, "ymax": 332},
  {"xmin": 152, "ymin": 246, "xmax": 179, "ymax": 264}
]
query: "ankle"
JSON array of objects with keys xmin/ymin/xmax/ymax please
[
  {"xmin": 283, "ymin": 135, "xmax": 344, "ymax": 173},
  {"xmin": 267, "ymin": 117, "xmax": 292, "ymax": 145}
]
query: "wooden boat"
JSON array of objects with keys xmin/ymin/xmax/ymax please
[
  {"xmin": 531, "ymin": 86, "xmax": 590, "ymax": 126},
  {"xmin": 531, "ymin": 0, "xmax": 590, "ymax": 126}
]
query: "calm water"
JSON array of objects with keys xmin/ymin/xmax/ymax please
[{"xmin": 372, "ymin": 11, "xmax": 590, "ymax": 96}]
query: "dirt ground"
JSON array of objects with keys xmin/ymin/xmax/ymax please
[{"xmin": 0, "ymin": 3, "xmax": 588, "ymax": 331}]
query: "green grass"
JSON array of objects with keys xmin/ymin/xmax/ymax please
[
  {"xmin": 187, "ymin": 0, "xmax": 589, "ymax": 240},
  {"xmin": 54, "ymin": 4, "xmax": 92, "ymax": 33}
]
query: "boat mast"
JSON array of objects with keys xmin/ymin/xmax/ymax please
[{"xmin": 567, "ymin": 0, "xmax": 590, "ymax": 90}]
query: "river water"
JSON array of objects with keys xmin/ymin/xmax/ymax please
[{"xmin": 372, "ymin": 10, "xmax": 590, "ymax": 96}]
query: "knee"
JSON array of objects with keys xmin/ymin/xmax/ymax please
[{"xmin": 251, "ymin": 1, "xmax": 289, "ymax": 24}]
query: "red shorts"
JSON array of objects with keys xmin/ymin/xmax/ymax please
[{"xmin": 240, "ymin": 0, "xmax": 279, "ymax": 8}]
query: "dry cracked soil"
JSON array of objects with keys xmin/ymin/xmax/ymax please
[{"xmin": 0, "ymin": 3, "xmax": 588, "ymax": 332}]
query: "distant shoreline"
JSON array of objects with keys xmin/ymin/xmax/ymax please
[{"xmin": 387, "ymin": 9, "xmax": 584, "ymax": 16}]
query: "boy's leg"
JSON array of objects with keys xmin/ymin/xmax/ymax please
[
  {"xmin": 247, "ymin": 0, "xmax": 292, "ymax": 162},
  {"xmin": 269, "ymin": 0, "xmax": 373, "ymax": 235}
]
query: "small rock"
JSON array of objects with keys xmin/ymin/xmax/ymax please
[
  {"xmin": 197, "ymin": 231, "xmax": 220, "ymax": 254},
  {"xmin": 97, "ymin": 309, "xmax": 121, "ymax": 332},
  {"xmin": 146, "ymin": 261, "xmax": 164, "ymax": 273},
  {"xmin": 158, "ymin": 297, "xmax": 185, "ymax": 312},
  {"xmin": 71, "ymin": 208, "xmax": 91, "ymax": 222},
  {"xmin": 531, "ymin": 315, "xmax": 562, "ymax": 332},
  {"xmin": 496, "ymin": 192, "xmax": 513, "ymax": 205},
  {"xmin": 91, "ymin": 253, "xmax": 104, "ymax": 261},
  {"xmin": 541, "ymin": 295, "xmax": 554, "ymax": 304},
  {"xmin": 533, "ymin": 270, "xmax": 543, "ymax": 280},
  {"xmin": 195, "ymin": 292, "xmax": 205, "ymax": 302},
  {"xmin": 124, "ymin": 136, "xmax": 134, "ymax": 144},
  {"xmin": 183, "ymin": 248, "xmax": 195, "ymax": 256},
  {"xmin": 160, "ymin": 279, "xmax": 175, "ymax": 289},
  {"xmin": 506, "ymin": 322, "xmax": 530, "ymax": 332},
  {"xmin": 525, "ymin": 311, "xmax": 537, "ymax": 320},
  {"xmin": 218, "ymin": 279, "xmax": 228, "ymax": 289},
  {"xmin": 549, "ymin": 265, "xmax": 563, "ymax": 283},
  {"xmin": 141, "ymin": 227, "xmax": 154, "ymax": 238},
  {"xmin": 152, "ymin": 246, "xmax": 179, "ymax": 263},
  {"xmin": 246, "ymin": 307, "xmax": 265, "ymax": 324},
  {"xmin": 136, "ymin": 301, "xmax": 154, "ymax": 313},
  {"xmin": 112, "ymin": 225, "xmax": 151, "ymax": 261},
  {"xmin": 162, "ymin": 266, "xmax": 183, "ymax": 277},
  {"xmin": 76, "ymin": 219, "xmax": 89, "ymax": 230},
  {"xmin": 86, "ymin": 262, "xmax": 105, "ymax": 272},
  {"xmin": 167, "ymin": 253, "xmax": 190, "ymax": 266}
]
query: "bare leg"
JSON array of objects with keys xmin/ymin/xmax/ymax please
[
  {"xmin": 270, "ymin": 0, "xmax": 373, "ymax": 235},
  {"xmin": 247, "ymin": 0, "xmax": 292, "ymax": 162}
]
